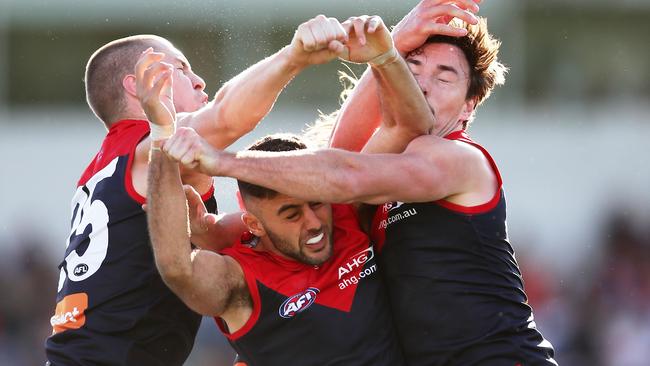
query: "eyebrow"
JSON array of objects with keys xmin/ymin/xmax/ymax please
[
  {"xmin": 437, "ymin": 64, "xmax": 459, "ymax": 75},
  {"xmin": 277, "ymin": 204, "xmax": 299, "ymax": 215}
]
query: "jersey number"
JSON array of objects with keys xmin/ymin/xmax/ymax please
[{"xmin": 58, "ymin": 158, "xmax": 118, "ymax": 292}]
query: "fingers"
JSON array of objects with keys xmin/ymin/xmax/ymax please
[
  {"xmin": 422, "ymin": 22, "xmax": 468, "ymax": 37},
  {"xmin": 148, "ymin": 63, "xmax": 173, "ymax": 101},
  {"xmin": 350, "ymin": 17, "xmax": 367, "ymax": 45},
  {"xmin": 297, "ymin": 23, "xmax": 318, "ymax": 52},
  {"xmin": 135, "ymin": 49, "xmax": 166, "ymax": 92},
  {"xmin": 203, "ymin": 214, "xmax": 218, "ymax": 226},
  {"xmin": 424, "ymin": 0, "xmax": 480, "ymax": 13},
  {"xmin": 367, "ymin": 16, "xmax": 382, "ymax": 34},
  {"xmin": 328, "ymin": 40, "xmax": 346, "ymax": 54},
  {"xmin": 162, "ymin": 127, "xmax": 202, "ymax": 166},
  {"xmin": 426, "ymin": 4, "xmax": 479, "ymax": 25},
  {"xmin": 183, "ymin": 184, "xmax": 203, "ymax": 210},
  {"xmin": 310, "ymin": 15, "xmax": 334, "ymax": 47},
  {"xmin": 443, "ymin": 0, "xmax": 480, "ymax": 14},
  {"xmin": 298, "ymin": 15, "xmax": 348, "ymax": 52}
]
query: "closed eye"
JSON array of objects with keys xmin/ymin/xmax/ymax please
[
  {"xmin": 285, "ymin": 212, "xmax": 300, "ymax": 221},
  {"xmin": 406, "ymin": 58, "xmax": 421, "ymax": 66}
]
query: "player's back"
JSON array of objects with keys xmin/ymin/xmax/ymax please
[{"xmin": 45, "ymin": 120, "xmax": 209, "ymax": 366}]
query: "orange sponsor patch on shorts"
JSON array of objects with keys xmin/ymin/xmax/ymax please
[{"xmin": 50, "ymin": 293, "xmax": 88, "ymax": 334}]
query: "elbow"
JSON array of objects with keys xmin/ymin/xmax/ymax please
[{"xmin": 155, "ymin": 258, "xmax": 192, "ymax": 289}]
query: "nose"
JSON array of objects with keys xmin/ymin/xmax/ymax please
[
  {"xmin": 302, "ymin": 206, "xmax": 322, "ymax": 232},
  {"xmin": 414, "ymin": 76, "xmax": 428, "ymax": 96},
  {"xmin": 191, "ymin": 73, "xmax": 206, "ymax": 91}
]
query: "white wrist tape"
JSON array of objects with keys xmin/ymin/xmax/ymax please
[
  {"xmin": 149, "ymin": 123, "xmax": 175, "ymax": 141},
  {"xmin": 368, "ymin": 47, "xmax": 399, "ymax": 67}
]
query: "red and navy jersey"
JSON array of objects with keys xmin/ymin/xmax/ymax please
[
  {"xmin": 217, "ymin": 204, "xmax": 404, "ymax": 366},
  {"xmin": 371, "ymin": 131, "xmax": 556, "ymax": 366},
  {"xmin": 46, "ymin": 119, "xmax": 217, "ymax": 366}
]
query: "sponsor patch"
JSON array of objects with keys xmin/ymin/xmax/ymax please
[{"xmin": 50, "ymin": 292, "xmax": 88, "ymax": 334}]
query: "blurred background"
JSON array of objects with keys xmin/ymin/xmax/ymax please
[{"xmin": 0, "ymin": 0, "xmax": 649, "ymax": 365}]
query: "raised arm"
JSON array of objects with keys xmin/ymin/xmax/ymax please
[
  {"xmin": 132, "ymin": 15, "xmax": 350, "ymax": 196},
  {"xmin": 330, "ymin": 0, "xmax": 481, "ymax": 151},
  {"xmin": 140, "ymin": 65, "xmax": 245, "ymax": 317},
  {"xmin": 337, "ymin": 16, "xmax": 434, "ymax": 155},
  {"xmin": 148, "ymin": 147, "xmax": 245, "ymax": 317},
  {"xmin": 137, "ymin": 15, "xmax": 348, "ymax": 151}
]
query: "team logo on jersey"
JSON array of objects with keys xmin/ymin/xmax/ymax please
[
  {"xmin": 382, "ymin": 201, "xmax": 404, "ymax": 213},
  {"xmin": 279, "ymin": 287, "xmax": 319, "ymax": 318}
]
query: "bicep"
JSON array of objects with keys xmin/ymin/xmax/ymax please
[{"xmin": 358, "ymin": 138, "xmax": 473, "ymax": 204}]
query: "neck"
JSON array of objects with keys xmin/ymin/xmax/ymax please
[{"xmin": 434, "ymin": 119, "xmax": 463, "ymax": 138}]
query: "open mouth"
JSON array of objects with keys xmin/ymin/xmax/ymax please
[{"xmin": 306, "ymin": 232, "xmax": 324, "ymax": 245}]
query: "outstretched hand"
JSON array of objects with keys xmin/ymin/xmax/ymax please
[
  {"xmin": 183, "ymin": 185, "xmax": 219, "ymax": 236},
  {"xmin": 135, "ymin": 48, "xmax": 176, "ymax": 127},
  {"xmin": 393, "ymin": 0, "xmax": 482, "ymax": 55}
]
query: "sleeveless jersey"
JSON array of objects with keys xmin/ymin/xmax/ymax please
[
  {"xmin": 217, "ymin": 204, "xmax": 404, "ymax": 366},
  {"xmin": 371, "ymin": 131, "xmax": 556, "ymax": 366},
  {"xmin": 46, "ymin": 119, "xmax": 217, "ymax": 366}
]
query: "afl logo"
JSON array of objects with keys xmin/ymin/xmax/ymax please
[
  {"xmin": 73, "ymin": 264, "xmax": 89, "ymax": 276},
  {"xmin": 279, "ymin": 287, "xmax": 319, "ymax": 318}
]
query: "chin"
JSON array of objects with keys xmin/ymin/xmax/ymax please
[{"xmin": 307, "ymin": 246, "xmax": 333, "ymax": 265}]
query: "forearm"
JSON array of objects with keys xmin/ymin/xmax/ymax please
[
  {"xmin": 370, "ymin": 56, "xmax": 433, "ymax": 140},
  {"xmin": 214, "ymin": 148, "xmax": 377, "ymax": 203},
  {"xmin": 184, "ymin": 47, "xmax": 306, "ymax": 148},
  {"xmin": 329, "ymin": 68, "xmax": 382, "ymax": 151},
  {"xmin": 147, "ymin": 150, "xmax": 194, "ymax": 285}
]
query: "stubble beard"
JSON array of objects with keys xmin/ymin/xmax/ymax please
[{"xmin": 266, "ymin": 228, "xmax": 333, "ymax": 266}]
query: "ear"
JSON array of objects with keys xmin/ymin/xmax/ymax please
[
  {"xmin": 459, "ymin": 98, "xmax": 476, "ymax": 122},
  {"xmin": 242, "ymin": 212, "xmax": 266, "ymax": 237},
  {"xmin": 122, "ymin": 74, "xmax": 138, "ymax": 98}
]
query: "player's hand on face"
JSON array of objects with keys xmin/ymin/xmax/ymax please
[
  {"xmin": 339, "ymin": 15, "xmax": 393, "ymax": 64},
  {"xmin": 392, "ymin": 0, "xmax": 481, "ymax": 55},
  {"xmin": 135, "ymin": 48, "xmax": 176, "ymax": 126},
  {"xmin": 289, "ymin": 14, "xmax": 348, "ymax": 67},
  {"xmin": 162, "ymin": 127, "xmax": 219, "ymax": 175}
]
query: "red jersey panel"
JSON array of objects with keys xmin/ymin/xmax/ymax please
[{"xmin": 218, "ymin": 204, "xmax": 404, "ymax": 366}]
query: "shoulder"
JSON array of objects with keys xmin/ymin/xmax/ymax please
[{"xmin": 405, "ymin": 135, "xmax": 485, "ymax": 166}]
